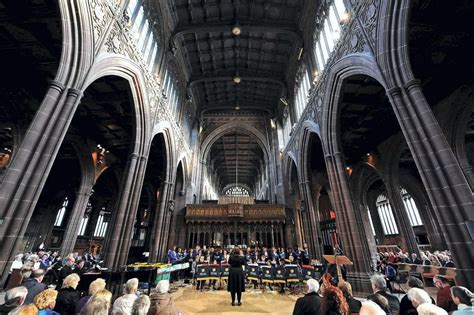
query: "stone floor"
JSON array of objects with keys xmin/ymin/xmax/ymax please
[{"xmin": 171, "ymin": 286, "xmax": 300, "ymax": 315}]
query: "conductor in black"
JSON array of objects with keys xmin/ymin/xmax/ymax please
[{"xmin": 227, "ymin": 247, "xmax": 246, "ymax": 306}]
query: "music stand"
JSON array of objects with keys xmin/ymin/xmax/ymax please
[{"xmin": 323, "ymin": 255, "xmax": 353, "ymax": 266}]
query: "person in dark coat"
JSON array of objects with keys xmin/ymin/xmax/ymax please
[
  {"xmin": 54, "ymin": 273, "xmax": 81, "ymax": 315},
  {"xmin": 370, "ymin": 274, "xmax": 400, "ymax": 314},
  {"xmin": 58, "ymin": 256, "xmax": 74, "ymax": 286},
  {"xmin": 400, "ymin": 276, "xmax": 435, "ymax": 315},
  {"xmin": 23, "ymin": 269, "xmax": 46, "ymax": 304},
  {"xmin": 0, "ymin": 286, "xmax": 28, "ymax": 315},
  {"xmin": 340, "ymin": 281, "xmax": 361, "ymax": 314},
  {"xmin": 227, "ymin": 248, "xmax": 246, "ymax": 306},
  {"xmin": 293, "ymin": 278, "xmax": 321, "ymax": 315}
]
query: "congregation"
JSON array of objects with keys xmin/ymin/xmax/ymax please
[{"xmin": 0, "ymin": 246, "xmax": 472, "ymax": 315}]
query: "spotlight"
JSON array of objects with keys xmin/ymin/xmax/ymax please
[
  {"xmin": 235, "ymin": 106, "xmax": 240, "ymax": 110},
  {"xmin": 232, "ymin": 26, "xmax": 241, "ymax": 36},
  {"xmin": 233, "ymin": 76, "xmax": 241, "ymax": 84},
  {"xmin": 340, "ymin": 11, "xmax": 351, "ymax": 24}
]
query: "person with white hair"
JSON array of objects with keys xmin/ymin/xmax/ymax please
[
  {"xmin": 149, "ymin": 280, "xmax": 182, "ymax": 315},
  {"xmin": 292, "ymin": 278, "xmax": 321, "ymax": 315},
  {"xmin": 417, "ymin": 303, "xmax": 448, "ymax": 315},
  {"xmin": 359, "ymin": 300, "xmax": 386, "ymax": 315},
  {"xmin": 0, "ymin": 286, "xmax": 28, "ymax": 314},
  {"xmin": 131, "ymin": 295, "xmax": 151, "ymax": 315},
  {"xmin": 407, "ymin": 287, "xmax": 448, "ymax": 315},
  {"xmin": 112, "ymin": 278, "xmax": 139, "ymax": 315},
  {"xmin": 369, "ymin": 273, "xmax": 400, "ymax": 314}
]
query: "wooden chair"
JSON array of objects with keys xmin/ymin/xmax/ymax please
[
  {"xmin": 421, "ymin": 265, "xmax": 439, "ymax": 287},
  {"xmin": 4, "ymin": 269, "xmax": 23, "ymax": 290}
]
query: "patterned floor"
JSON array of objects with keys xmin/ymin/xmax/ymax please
[{"xmin": 171, "ymin": 286, "xmax": 300, "ymax": 315}]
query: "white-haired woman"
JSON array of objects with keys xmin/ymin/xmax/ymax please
[
  {"xmin": 149, "ymin": 280, "xmax": 182, "ymax": 315},
  {"xmin": 292, "ymin": 278, "xmax": 321, "ymax": 315},
  {"xmin": 112, "ymin": 278, "xmax": 139, "ymax": 315},
  {"xmin": 408, "ymin": 287, "xmax": 447, "ymax": 315},
  {"xmin": 131, "ymin": 295, "xmax": 151, "ymax": 315}
]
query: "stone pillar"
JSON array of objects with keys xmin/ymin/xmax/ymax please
[
  {"xmin": 388, "ymin": 82, "xmax": 474, "ymax": 286},
  {"xmin": 159, "ymin": 183, "xmax": 174, "ymax": 259},
  {"xmin": 0, "ymin": 83, "xmax": 82, "ymax": 284},
  {"xmin": 104, "ymin": 154, "xmax": 147, "ymax": 269},
  {"xmin": 367, "ymin": 201, "xmax": 384, "ymax": 245},
  {"xmin": 279, "ymin": 224, "xmax": 285, "ymax": 248},
  {"xmin": 385, "ymin": 181, "xmax": 420, "ymax": 256},
  {"xmin": 60, "ymin": 189, "xmax": 92, "ymax": 255},
  {"xmin": 301, "ymin": 181, "xmax": 323, "ymax": 259},
  {"xmin": 149, "ymin": 181, "xmax": 170, "ymax": 262},
  {"xmin": 325, "ymin": 153, "xmax": 374, "ymax": 292}
]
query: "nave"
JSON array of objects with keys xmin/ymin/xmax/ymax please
[{"xmin": 0, "ymin": 0, "xmax": 473, "ymax": 314}]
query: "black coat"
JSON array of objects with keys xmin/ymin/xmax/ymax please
[
  {"xmin": 346, "ymin": 296, "xmax": 362, "ymax": 314},
  {"xmin": 54, "ymin": 287, "xmax": 80, "ymax": 315},
  {"xmin": 227, "ymin": 255, "xmax": 246, "ymax": 293},
  {"xmin": 58, "ymin": 265, "xmax": 73, "ymax": 285},
  {"xmin": 376, "ymin": 290, "xmax": 400, "ymax": 313},
  {"xmin": 23, "ymin": 277, "xmax": 46, "ymax": 304},
  {"xmin": 400, "ymin": 294, "xmax": 435, "ymax": 315},
  {"xmin": 293, "ymin": 292, "xmax": 321, "ymax": 315}
]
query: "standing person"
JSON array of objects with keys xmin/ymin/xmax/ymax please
[
  {"xmin": 227, "ymin": 248, "xmax": 246, "ymax": 306},
  {"xmin": 292, "ymin": 278, "xmax": 321, "ymax": 315}
]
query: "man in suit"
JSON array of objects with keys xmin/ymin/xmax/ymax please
[
  {"xmin": 369, "ymin": 274, "xmax": 400, "ymax": 314},
  {"xmin": 23, "ymin": 269, "xmax": 46, "ymax": 304},
  {"xmin": 293, "ymin": 278, "xmax": 321, "ymax": 315},
  {"xmin": 58, "ymin": 256, "xmax": 75, "ymax": 286},
  {"xmin": 411, "ymin": 253, "xmax": 422, "ymax": 265}
]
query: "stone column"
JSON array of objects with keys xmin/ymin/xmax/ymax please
[
  {"xmin": 60, "ymin": 189, "xmax": 92, "ymax": 255},
  {"xmin": 0, "ymin": 83, "xmax": 82, "ymax": 284},
  {"xmin": 300, "ymin": 180, "xmax": 323, "ymax": 259},
  {"xmin": 325, "ymin": 153, "xmax": 374, "ymax": 292},
  {"xmin": 159, "ymin": 183, "xmax": 174, "ymax": 259},
  {"xmin": 388, "ymin": 82, "xmax": 474, "ymax": 286},
  {"xmin": 104, "ymin": 154, "xmax": 147, "ymax": 269},
  {"xmin": 149, "ymin": 181, "xmax": 169, "ymax": 262},
  {"xmin": 385, "ymin": 181, "xmax": 420, "ymax": 257}
]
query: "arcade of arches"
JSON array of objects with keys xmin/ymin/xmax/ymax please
[{"xmin": 0, "ymin": 0, "xmax": 472, "ymax": 292}]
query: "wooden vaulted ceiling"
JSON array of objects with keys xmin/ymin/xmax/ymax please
[
  {"xmin": 209, "ymin": 131, "xmax": 264, "ymax": 192},
  {"xmin": 167, "ymin": 0, "xmax": 305, "ymax": 115}
]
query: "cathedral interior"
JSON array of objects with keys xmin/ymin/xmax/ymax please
[{"xmin": 0, "ymin": 0, "xmax": 473, "ymax": 292}]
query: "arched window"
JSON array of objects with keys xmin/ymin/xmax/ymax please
[
  {"xmin": 126, "ymin": 0, "xmax": 160, "ymax": 72},
  {"xmin": 93, "ymin": 207, "xmax": 109, "ymax": 238},
  {"xmin": 400, "ymin": 188, "xmax": 423, "ymax": 226},
  {"xmin": 313, "ymin": 0, "xmax": 347, "ymax": 72},
  {"xmin": 224, "ymin": 186, "xmax": 250, "ymax": 197},
  {"xmin": 376, "ymin": 194, "xmax": 399, "ymax": 235},
  {"xmin": 77, "ymin": 201, "xmax": 91, "ymax": 236},
  {"xmin": 162, "ymin": 68, "xmax": 181, "ymax": 115},
  {"xmin": 366, "ymin": 207, "xmax": 376, "ymax": 236},
  {"xmin": 54, "ymin": 197, "xmax": 69, "ymax": 227},
  {"xmin": 294, "ymin": 65, "xmax": 311, "ymax": 119}
]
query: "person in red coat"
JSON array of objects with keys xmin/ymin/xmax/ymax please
[{"xmin": 434, "ymin": 275, "xmax": 456, "ymax": 312}]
